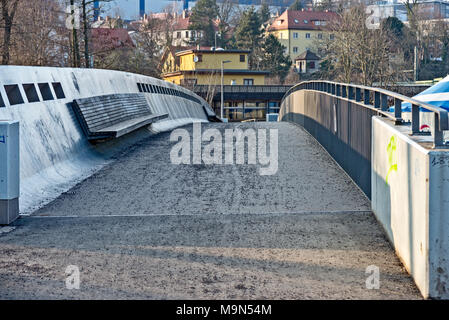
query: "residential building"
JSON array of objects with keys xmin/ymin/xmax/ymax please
[
  {"xmin": 170, "ymin": 10, "xmax": 220, "ymax": 46},
  {"xmin": 294, "ymin": 49, "xmax": 321, "ymax": 74},
  {"xmin": 367, "ymin": 0, "xmax": 449, "ymax": 28},
  {"xmin": 267, "ymin": 9, "xmax": 339, "ymax": 61},
  {"xmin": 161, "ymin": 48, "xmax": 269, "ymax": 86}
]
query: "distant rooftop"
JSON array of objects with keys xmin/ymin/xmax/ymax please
[
  {"xmin": 175, "ymin": 48, "xmax": 251, "ymax": 56},
  {"xmin": 268, "ymin": 9, "xmax": 339, "ymax": 31}
]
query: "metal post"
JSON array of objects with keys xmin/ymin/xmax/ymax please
[
  {"xmin": 433, "ymin": 113, "xmax": 444, "ymax": 147},
  {"xmin": 348, "ymin": 86, "xmax": 354, "ymax": 100},
  {"xmin": 356, "ymin": 88, "xmax": 361, "ymax": 102},
  {"xmin": 374, "ymin": 92, "xmax": 380, "ymax": 108},
  {"xmin": 221, "ymin": 61, "xmax": 224, "ymax": 119},
  {"xmin": 381, "ymin": 94, "xmax": 388, "ymax": 111},
  {"xmin": 394, "ymin": 98, "xmax": 402, "ymax": 124},
  {"xmin": 364, "ymin": 89, "xmax": 370, "ymax": 105},
  {"xmin": 220, "ymin": 60, "xmax": 231, "ymax": 120},
  {"xmin": 411, "ymin": 104, "xmax": 420, "ymax": 134}
]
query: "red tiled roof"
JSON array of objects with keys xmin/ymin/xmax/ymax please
[
  {"xmin": 172, "ymin": 15, "xmax": 220, "ymax": 31},
  {"xmin": 173, "ymin": 16, "xmax": 190, "ymax": 30},
  {"xmin": 268, "ymin": 9, "xmax": 339, "ymax": 31},
  {"xmin": 91, "ymin": 28, "xmax": 135, "ymax": 53}
]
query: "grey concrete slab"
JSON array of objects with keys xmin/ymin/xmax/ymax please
[
  {"xmin": 33, "ymin": 122, "xmax": 371, "ymax": 218},
  {"xmin": 0, "ymin": 122, "xmax": 421, "ymax": 299},
  {"xmin": 0, "ymin": 213, "xmax": 420, "ymax": 299}
]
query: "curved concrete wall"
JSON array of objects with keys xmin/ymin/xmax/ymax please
[{"xmin": 0, "ymin": 66, "xmax": 214, "ymax": 213}]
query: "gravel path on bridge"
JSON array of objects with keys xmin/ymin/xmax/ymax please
[{"xmin": 0, "ymin": 122, "xmax": 421, "ymax": 299}]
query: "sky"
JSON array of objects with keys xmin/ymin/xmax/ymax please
[{"xmin": 102, "ymin": 0, "xmax": 186, "ymax": 19}]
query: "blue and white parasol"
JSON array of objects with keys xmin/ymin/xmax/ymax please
[{"xmin": 400, "ymin": 75, "xmax": 449, "ymax": 112}]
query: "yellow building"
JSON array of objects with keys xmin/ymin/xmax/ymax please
[
  {"xmin": 267, "ymin": 9, "xmax": 338, "ymax": 61},
  {"xmin": 161, "ymin": 48, "xmax": 268, "ymax": 86}
]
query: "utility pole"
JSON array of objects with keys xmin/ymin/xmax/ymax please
[
  {"xmin": 221, "ymin": 60, "xmax": 231, "ymax": 120},
  {"xmin": 414, "ymin": 46, "xmax": 418, "ymax": 82}
]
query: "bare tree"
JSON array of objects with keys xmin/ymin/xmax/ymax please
[
  {"xmin": 321, "ymin": 4, "xmax": 395, "ymax": 86},
  {"xmin": 0, "ymin": 0, "xmax": 19, "ymax": 65}
]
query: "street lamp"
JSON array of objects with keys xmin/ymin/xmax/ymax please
[{"xmin": 221, "ymin": 60, "xmax": 231, "ymax": 120}]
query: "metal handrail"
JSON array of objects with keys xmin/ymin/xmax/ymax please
[
  {"xmin": 281, "ymin": 80, "xmax": 449, "ymax": 148},
  {"xmin": 193, "ymin": 85, "xmax": 292, "ymax": 94}
]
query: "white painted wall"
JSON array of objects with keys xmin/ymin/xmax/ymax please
[
  {"xmin": 372, "ymin": 116, "xmax": 449, "ymax": 298},
  {"xmin": 0, "ymin": 66, "xmax": 211, "ymax": 213}
]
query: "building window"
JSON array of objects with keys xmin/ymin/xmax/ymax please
[
  {"xmin": 293, "ymin": 47, "xmax": 298, "ymax": 53},
  {"xmin": 303, "ymin": 20, "xmax": 308, "ymax": 24},
  {"xmin": 177, "ymin": 32, "xmax": 181, "ymax": 39},
  {"xmin": 38, "ymin": 83, "xmax": 54, "ymax": 101},
  {"xmin": 185, "ymin": 31, "xmax": 189, "ymax": 38},
  {"xmin": 197, "ymin": 54, "xmax": 202, "ymax": 62},
  {"xmin": 317, "ymin": 33, "xmax": 323, "ymax": 39},
  {"xmin": 243, "ymin": 79, "xmax": 254, "ymax": 85},
  {"xmin": 305, "ymin": 33, "xmax": 311, "ymax": 39},
  {"xmin": 191, "ymin": 30, "xmax": 196, "ymax": 38},
  {"xmin": 293, "ymin": 32, "xmax": 298, "ymax": 39},
  {"xmin": 22, "ymin": 84, "xmax": 40, "ymax": 103},
  {"xmin": 240, "ymin": 55, "xmax": 245, "ymax": 62},
  {"xmin": 52, "ymin": 82, "xmax": 65, "ymax": 99},
  {"xmin": 4, "ymin": 84, "xmax": 24, "ymax": 105},
  {"xmin": 330, "ymin": 34, "xmax": 335, "ymax": 40},
  {"xmin": 308, "ymin": 61, "xmax": 315, "ymax": 69}
]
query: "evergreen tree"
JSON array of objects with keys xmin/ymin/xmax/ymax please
[
  {"xmin": 189, "ymin": 0, "xmax": 219, "ymax": 46},
  {"xmin": 315, "ymin": 0, "xmax": 333, "ymax": 11},
  {"xmin": 260, "ymin": 34, "xmax": 292, "ymax": 83},
  {"xmin": 289, "ymin": 0, "xmax": 304, "ymax": 11},
  {"xmin": 259, "ymin": 1, "xmax": 270, "ymax": 24},
  {"xmin": 234, "ymin": 7, "xmax": 262, "ymax": 69}
]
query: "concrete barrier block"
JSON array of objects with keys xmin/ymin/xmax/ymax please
[
  {"xmin": 372, "ymin": 116, "xmax": 449, "ymax": 298},
  {"xmin": 0, "ymin": 120, "xmax": 20, "ymax": 225}
]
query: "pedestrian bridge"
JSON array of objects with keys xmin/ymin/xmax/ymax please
[
  {"xmin": 0, "ymin": 67, "xmax": 448, "ymax": 299},
  {"xmin": 280, "ymin": 81, "xmax": 449, "ymax": 299}
]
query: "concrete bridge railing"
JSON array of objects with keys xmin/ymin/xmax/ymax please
[{"xmin": 279, "ymin": 80, "xmax": 449, "ymax": 299}]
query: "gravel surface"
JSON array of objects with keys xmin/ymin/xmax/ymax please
[{"xmin": 0, "ymin": 122, "xmax": 421, "ymax": 299}]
